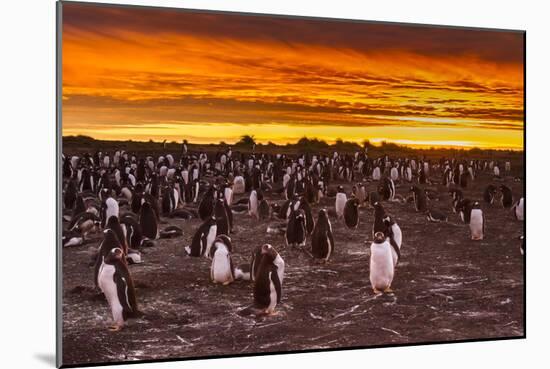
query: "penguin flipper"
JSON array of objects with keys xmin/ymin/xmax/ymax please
[
  {"xmin": 271, "ymin": 267, "xmax": 282, "ymax": 304},
  {"xmin": 114, "ymin": 265, "xmax": 138, "ymax": 319}
]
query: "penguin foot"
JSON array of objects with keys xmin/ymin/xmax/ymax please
[
  {"xmin": 384, "ymin": 288, "xmax": 394, "ymax": 293},
  {"xmin": 222, "ymin": 280, "xmax": 232, "ymax": 286},
  {"xmin": 108, "ymin": 324, "xmax": 122, "ymax": 332},
  {"xmin": 373, "ymin": 288, "xmax": 383, "ymax": 295}
]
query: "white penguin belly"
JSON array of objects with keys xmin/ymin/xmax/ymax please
[
  {"xmin": 469, "ymin": 209, "xmax": 484, "ymax": 240},
  {"xmin": 370, "ymin": 244, "xmax": 394, "ymax": 291},
  {"xmin": 204, "ymin": 225, "xmax": 218, "ymax": 257},
  {"xmin": 98, "ymin": 263, "xmax": 124, "ymax": 325},
  {"xmin": 335, "ymin": 194, "xmax": 347, "ymax": 218},
  {"xmin": 267, "ymin": 272, "xmax": 278, "ymax": 313},
  {"xmin": 211, "ymin": 253, "xmax": 233, "ymax": 283},
  {"xmin": 274, "ymin": 255, "xmax": 285, "ymax": 285}
]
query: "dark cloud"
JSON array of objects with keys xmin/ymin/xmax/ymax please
[{"xmin": 62, "ymin": 2, "xmax": 524, "ymax": 64}]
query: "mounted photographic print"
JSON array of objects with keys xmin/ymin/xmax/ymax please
[{"xmin": 57, "ymin": 1, "xmax": 525, "ymax": 367}]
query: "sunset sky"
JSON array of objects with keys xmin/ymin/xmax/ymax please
[{"xmin": 61, "ymin": 2, "xmax": 525, "ymax": 150}]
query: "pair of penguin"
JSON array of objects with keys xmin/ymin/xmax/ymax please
[
  {"xmin": 368, "ymin": 205, "xmax": 403, "ymax": 294},
  {"xmin": 95, "ymin": 229, "xmax": 139, "ymax": 331},
  {"xmin": 240, "ymin": 244, "xmax": 285, "ymax": 316},
  {"xmin": 456, "ymin": 199, "xmax": 485, "ymax": 240}
]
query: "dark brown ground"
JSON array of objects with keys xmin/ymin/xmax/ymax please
[{"xmin": 62, "ymin": 169, "xmax": 524, "ymax": 366}]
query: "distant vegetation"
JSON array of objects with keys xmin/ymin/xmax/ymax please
[{"xmin": 62, "ymin": 135, "xmax": 523, "ymax": 162}]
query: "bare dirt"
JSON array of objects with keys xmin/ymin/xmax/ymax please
[{"xmin": 61, "ymin": 170, "xmax": 524, "ymax": 366}]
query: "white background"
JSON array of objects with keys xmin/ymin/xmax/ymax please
[{"xmin": 1, "ymin": 0, "xmax": 547, "ymax": 368}]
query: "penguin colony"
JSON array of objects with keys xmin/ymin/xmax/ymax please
[{"xmin": 62, "ymin": 144, "xmax": 524, "ymax": 336}]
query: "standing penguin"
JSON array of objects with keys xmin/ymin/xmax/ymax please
[
  {"xmin": 248, "ymin": 189, "xmax": 259, "ymax": 219},
  {"xmin": 139, "ymin": 201, "xmax": 158, "ymax": 239},
  {"xmin": 198, "ymin": 186, "xmax": 216, "ymax": 220},
  {"xmin": 258, "ymin": 198, "xmax": 271, "ymax": 220},
  {"xmin": 97, "ymin": 247, "xmax": 138, "ymax": 331},
  {"xmin": 240, "ymin": 244, "xmax": 284, "ymax": 316},
  {"xmin": 500, "ymin": 185, "xmax": 514, "ymax": 208},
  {"xmin": 383, "ymin": 215, "xmax": 402, "ymax": 267},
  {"xmin": 335, "ymin": 186, "xmax": 347, "ymax": 219},
  {"xmin": 456, "ymin": 198, "xmax": 474, "ymax": 224},
  {"xmin": 248, "ymin": 243, "xmax": 285, "ymax": 283},
  {"xmin": 185, "ymin": 216, "xmax": 218, "ymax": 257},
  {"xmin": 94, "ymin": 229, "xmax": 123, "ymax": 288},
  {"xmin": 369, "ymin": 232, "xmax": 396, "ymax": 294},
  {"xmin": 483, "ymin": 184, "xmax": 498, "ymax": 204},
  {"xmin": 469, "ymin": 201, "xmax": 485, "ymax": 240},
  {"xmin": 513, "ymin": 197, "xmax": 524, "ymax": 221},
  {"xmin": 285, "ymin": 208, "xmax": 306, "ymax": 248},
  {"xmin": 209, "ymin": 235, "xmax": 235, "ymax": 285},
  {"xmin": 378, "ymin": 177, "xmax": 395, "ymax": 201},
  {"xmin": 343, "ymin": 198, "xmax": 360, "ymax": 229},
  {"xmin": 105, "ymin": 215, "xmax": 128, "ymax": 255},
  {"xmin": 311, "ymin": 209, "xmax": 335, "ymax": 262},
  {"xmin": 214, "ymin": 198, "xmax": 230, "ymax": 235},
  {"xmin": 410, "ymin": 185, "xmax": 427, "ymax": 212},
  {"xmin": 100, "ymin": 193, "xmax": 120, "ymax": 228},
  {"xmin": 372, "ymin": 202, "xmax": 387, "ymax": 238}
]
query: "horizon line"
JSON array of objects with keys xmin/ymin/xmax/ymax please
[{"xmin": 62, "ymin": 134, "xmax": 525, "ymax": 152}]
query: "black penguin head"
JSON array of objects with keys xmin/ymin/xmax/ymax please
[
  {"xmin": 106, "ymin": 215, "xmax": 120, "ymax": 228},
  {"xmin": 106, "ymin": 247, "xmax": 124, "ymax": 262},
  {"xmin": 383, "ymin": 215, "xmax": 394, "ymax": 226},
  {"xmin": 261, "ymin": 243, "xmax": 278, "ymax": 260},
  {"xmin": 215, "ymin": 234, "xmax": 232, "ymax": 252},
  {"xmin": 337, "ymin": 185, "xmax": 344, "ymax": 193},
  {"xmin": 373, "ymin": 232, "xmax": 386, "ymax": 243}
]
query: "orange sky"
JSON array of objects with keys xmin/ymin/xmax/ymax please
[{"xmin": 61, "ymin": 3, "xmax": 525, "ymax": 150}]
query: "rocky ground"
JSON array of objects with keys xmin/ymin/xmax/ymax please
[{"xmin": 61, "ymin": 170, "xmax": 524, "ymax": 366}]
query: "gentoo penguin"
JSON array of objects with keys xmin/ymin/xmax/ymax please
[
  {"xmin": 335, "ymin": 186, "xmax": 347, "ymax": 219},
  {"xmin": 214, "ymin": 198, "xmax": 230, "ymax": 235},
  {"xmin": 185, "ymin": 216, "xmax": 217, "ymax": 257},
  {"xmin": 198, "ymin": 186, "xmax": 216, "ymax": 220},
  {"xmin": 285, "ymin": 208, "xmax": 306, "ymax": 248},
  {"xmin": 233, "ymin": 175, "xmax": 245, "ymax": 194},
  {"xmin": 97, "ymin": 247, "xmax": 138, "ymax": 331},
  {"xmin": 258, "ymin": 198, "xmax": 271, "ymax": 220},
  {"xmin": 449, "ymin": 188, "xmax": 464, "ymax": 213},
  {"xmin": 378, "ymin": 177, "xmax": 395, "ymax": 201},
  {"xmin": 372, "ymin": 166, "xmax": 381, "ymax": 181},
  {"xmin": 311, "ymin": 209, "xmax": 335, "ymax": 262},
  {"xmin": 369, "ymin": 232, "xmax": 395, "ymax": 294},
  {"xmin": 94, "ymin": 229, "xmax": 123, "ymax": 288},
  {"xmin": 68, "ymin": 212, "xmax": 101, "ymax": 240},
  {"xmin": 62, "ymin": 230, "xmax": 84, "ymax": 248},
  {"xmin": 209, "ymin": 235, "xmax": 235, "ymax": 285},
  {"xmin": 100, "ymin": 193, "xmax": 120, "ymax": 228},
  {"xmin": 343, "ymin": 198, "xmax": 360, "ymax": 229},
  {"xmin": 64, "ymin": 180, "xmax": 78, "ymax": 210},
  {"xmin": 500, "ymin": 185, "xmax": 514, "ymax": 208},
  {"xmin": 383, "ymin": 215, "xmax": 402, "ymax": 267},
  {"xmin": 240, "ymin": 244, "xmax": 284, "ymax": 316},
  {"xmin": 139, "ymin": 201, "xmax": 158, "ymax": 240},
  {"xmin": 456, "ymin": 198, "xmax": 474, "ymax": 224},
  {"xmin": 120, "ymin": 215, "xmax": 143, "ymax": 249},
  {"xmin": 159, "ymin": 225, "xmax": 184, "ymax": 239},
  {"xmin": 248, "ymin": 189, "xmax": 259, "ymax": 219},
  {"xmin": 483, "ymin": 184, "xmax": 498, "ymax": 204},
  {"xmin": 513, "ymin": 197, "xmax": 524, "ymax": 221},
  {"xmin": 372, "ymin": 202, "xmax": 386, "ymax": 237},
  {"xmin": 368, "ymin": 191, "xmax": 380, "ymax": 207},
  {"xmin": 298, "ymin": 197, "xmax": 315, "ymax": 235},
  {"xmin": 426, "ymin": 209, "xmax": 448, "ymax": 223},
  {"xmin": 105, "ymin": 215, "xmax": 128, "ymax": 255},
  {"xmin": 469, "ymin": 202, "xmax": 485, "ymax": 240},
  {"xmin": 410, "ymin": 186, "xmax": 427, "ymax": 212}
]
